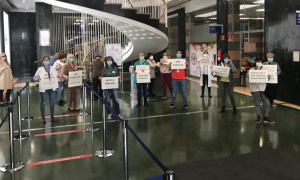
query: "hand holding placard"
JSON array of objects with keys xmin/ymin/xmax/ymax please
[
  {"xmin": 249, "ymin": 70, "xmax": 268, "ymax": 83},
  {"xmin": 212, "ymin": 66, "xmax": 230, "ymax": 78}
]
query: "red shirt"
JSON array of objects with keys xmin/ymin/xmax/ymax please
[{"xmin": 172, "ymin": 69, "xmax": 186, "ymax": 79}]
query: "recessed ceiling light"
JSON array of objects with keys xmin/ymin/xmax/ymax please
[
  {"xmin": 136, "ymin": 34, "xmax": 140, "ymax": 36},
  {"xmin": 140, "ymin": 37, "xmax": 145, "ymax": 39},
  {"xmin": 256, "ymin": 9, "xmax": 265, "ymax": 12},
  {"xmin": 240, "ymin": 17, "xmax": 250, "ymax": 20},
  {"xmin": 22, "ymin": 1, "xmax": 26, "ymax": 2},
  {"xmin": 76, "ymin": 19, "xmax": 80, "ymax": 22},
  {"xmin": 239, "ymin": 14, "xmax": 244, "ymax": 16},
  {"xmin": 209, "ymin": 17, "xmax": 217, "ymax": 20},
  {"xmin": 26, "ymin": 7, "xmax": 29, "ymax": 9}
]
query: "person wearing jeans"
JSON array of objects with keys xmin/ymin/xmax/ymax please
[
  {"xmin": 92, "ymin": 55, "xmax": 104, "ymax": 100},
  {"xmin": 53, "ymin": 52, "xmax": 66, "ymax": 106},
  {"xmin": 100, "ymin": 56, "xmax": 122, "ymax": 120},
  {"xmin": 133, "ymin": 52, "xmax": 151, "ymax": 107},
  {"xmin": 33, "ymin": 56, "xmax": 58, "ymax": 124},
  {"xmin": 0, "ymin": 52, "xmax": 13, "ymax": 105},
  {"xmin": 170, "ymin": 50, "xmax": 189, "ymax": 109},
  {"xmin": 159, "ymin": 52, "xmax": 172, "ymax": 100}
]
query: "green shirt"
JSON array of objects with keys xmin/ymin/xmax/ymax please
[{"xmin": 134, "ymin": 60, "xmax": 151, "ymax": 70}]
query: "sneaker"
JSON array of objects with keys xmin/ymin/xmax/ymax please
[
  {"xmin": 136, "ymin": 103, "xmax": 141, "ymax": 107},
  {"xmin": 58, "ymin": 100, "xmax": 64, "ymax": 106},
  {"xmin": 107, "ymin": 114, "xmax": 112, "ymax": 120},
  {"xmin": 219, "ymin": 106, "xmax": 225, "ymax": 113},
  {"xmin": 263, "ymin": 117, "xmax": 275, "ymax": 124},
  {"xmin": 51, "ymin": 117, "xmax": 56, "ymax": 122},
  {"xmin": 256, "ymin": 116, "xmax": 262, "ymax": 124},
  {"xmin": 161, "ymin": 96, "xmax": 167, "ymax": 100},
  {"xmin": 232, "ymin": 107, "xmax": 237, "ymax": 115},
  {"xmin": 118, "ymin": 114, "xmax": 123, "ymax": 119},
  {"xmin": 170, "ymin": 104, "xmax": 175, "ymax": 109},
  {"xmin": 184, "ymin": 104, "xmax": 189, "ymax": 109},
  {"xmin": 41, "ymin": 118, "xmax": 46, "ymax": 124},
  {"xmin": 62, "ymin": 100, "xmax": 66, "ymax": 104},
  {"xmin": 200, "ymin": 95, "xmax": 204, "ymax": 98}
]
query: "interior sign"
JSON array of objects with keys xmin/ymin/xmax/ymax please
[{"xmin": 297, "ymin": 11, "xmax": 300, "ymax": 25}]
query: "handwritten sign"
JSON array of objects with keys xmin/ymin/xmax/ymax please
[
  {"xmin": 39, "ymin": 71, "xmax": 58, "ymax": 91},
  {"xmin": 213, "ymin": 66, "xmax": 230, "ymax": 78},
  {"xmin": 249, "ymin": 70, "xmax": 268, "ymax": 83},
  {"xmin": 68, "ymin": 71, "xmax": 82, "ymax": 87},
  {"xmin": 171, "ymin": 59, "xmax": 186, "ymax": 69},
  {"xmin": 199, "ymin": 58, "xmax": 212, "ymax": 66},
  {"xmin": 101, "ymin": 77, "xmax": 119, "ymax": 89},
  {"xmin": 136, "ymin": 65, "xmax": 150, "ymax": 83},
  {"xmin": 262, "ymin": 65, "xmax": 277, "ymax": 84}
]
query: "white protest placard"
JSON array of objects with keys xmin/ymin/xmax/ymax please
[
  {"xmin": 262, "ymin": 65, "xmax": 278, "ymax": 84},
  {"xmin": 39, "ymin": 70, "xmax": 58, "ymax": 91},
  {"xmin": 171, "ymin": 59, "xmax": 186, "ymax": 69},
  {"xmin": 199, "ymin": 58, "xmax": 212, "ymax": 66},
  {"xmin": 249, "ymin": 70, "xmax": 268, "ymax": 83},
  {"xmin": 136, "ymin": 65, "xmax": 150, "ymax": 83},
  {"xmin": 213, "ymin": 66, "xmax": 230, "ymax": 78},
  {"xmin": 105, "ymin": 44, "xmax": 123, "ymax": 66},
  {"xmin": 68, "ymin": 71, "xmax": 82, "ymax": 87},
  {"xmin": 101, "ymin": 77, "xmax": 119, "ymax": 90}
]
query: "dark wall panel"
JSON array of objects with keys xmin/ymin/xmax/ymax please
[
  {"xmin": 265, "ymin": 0, "xmax": 300, "ymax": 105},
  {"xmin": 10, "ymin": 12, "xmax": 37, "ymax": 77}
]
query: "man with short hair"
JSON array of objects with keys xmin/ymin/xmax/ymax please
[
  {"xmin": 133, "ymin": 52, "xmax": 151, "ymax": 107},
  {"xmin": 50, "ymin": 53, "xmax": 59, "ymax": 66},
  {"xmin": 170, "ymin": 50, "xmax": 189, "ymax": 109},
  {"xmin": 92, "ymin": 55, "xmax": 105, "ymax": 100}
]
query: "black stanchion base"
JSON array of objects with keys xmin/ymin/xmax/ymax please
[
  {"xmin": 0, "ymin": 162, "xmax": 25, "ymax": 173},
  {"xmin": 14, "ymin": 134, "xmax": 29, "ymax": 141},
  {"xmin": 78, "ymin": 112, "xmax": 90, "ymax": 116},
  {"xmin": 22, "ymin": 117, "xmax": 35, "ymax": 121},
  {"xmin": 84, "ymin": 126, "xmax": 100, "ymax": 132},
  {"xmin": 95, "ymin": 150, "xmax": 115, "ymax": 158}
]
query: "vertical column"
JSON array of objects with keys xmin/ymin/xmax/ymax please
[
  {"xmin": 227, "ymin": 1, "xmax": 241, "ymax": 85},
  {"xmin": 36, "ymin": 2, "xmax": 53, "ymax": 63},
  {"xmin": 217, "ymin": 0, "xmax": 228, "ymax": 54}
]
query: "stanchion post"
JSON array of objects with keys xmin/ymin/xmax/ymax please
[
  {"xmin": 14, "ymin": 91, "xmax": 29, "ymax": 141},
  {"xmin": 79, "ymin": 82, "xmax": 89, "ymax": 117},
  {"xmin": 123, "ymin": 120, "xmax": 129, "ymax": 180},
  {"xmin": 164, "ymin": 170, "xmax": 175, "ymax": 180},
  {"xmin": 84, "ymin": 87, "xmax": 99, "ymax": 132},
  {"xmin": 22, "ymin": 82, "xmax": 35, "ymax": 121},
  {"xmin": 1, "ymin": 106, "xmax": 25, "ymax": 173}
]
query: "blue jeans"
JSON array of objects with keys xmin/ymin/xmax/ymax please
[
  {"xmin": 136, "ymin": 83, "xmax": 148, "ymax": 104},
  {"xmin": 171, "ymin": 79, "xmax": 188, "ymax": 105},
  {"xmin": 40, "ymin": 90, "xmax": 55, "ymax": 118},
  {"xmin": 104, "ymin": 89, "xmax": 120, "ymax": 115},
  {"xmin": 58, "ymin": 81, "xmax": 64, "ymax": 100}
]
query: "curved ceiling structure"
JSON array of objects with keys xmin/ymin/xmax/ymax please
[{"xmin": 41, "ymin": 0, "xmax": 169, "ymax": 62}]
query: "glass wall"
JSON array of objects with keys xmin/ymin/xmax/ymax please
[{"xmin": 167, "ymin": 16, "xmax": 179, "ymax": 59}]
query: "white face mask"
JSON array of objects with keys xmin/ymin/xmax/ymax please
[
  {"xmin": 149, "ymin": 56, "xmax": 153, "ymax": 60},
  {"xmin": 256, "ymin": 63, "xmax": 262, "ymax": 67},
  {"xmin": 203, "ymin": 54, "xmax": 208, "ymax": 57}
]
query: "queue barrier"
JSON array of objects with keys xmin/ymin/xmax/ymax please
[{"xmin": 83, "ymin": 81, "xmax": 175, "ymax": 180}]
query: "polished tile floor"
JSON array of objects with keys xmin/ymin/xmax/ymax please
[{"xmin": 0, "ymin": 79, "xmax": 300, "ymax": 180}]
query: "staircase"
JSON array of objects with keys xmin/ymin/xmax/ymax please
[{"xmin": 42, "ymin": 0, "xmax": 169, "ymax": 62}]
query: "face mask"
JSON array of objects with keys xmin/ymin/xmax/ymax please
[
  {"xmin": 224, "ymin": 59, "xmax": 229, "ymax": 64},
  {"xmin": 268, "ymin": 58, "xmax": 273, "ymax": 62},
  {"xmin": 203, "ymin": 54, "xmax": 208, "ymax": 57},
  {"xmin": 140, "ymin": 56, "xmax": 145, "ymax": 61},
  {"xmin": 256, "ymin": 63, "xmax": 262, "ymax": 67},
  {"xmin": 44, "ymin": 61, "xmax": 50, "ymax": 66},
  {"xmin": 149, "ymin": 56, "xmax": 153, "ymax": 60},
  {"xmin": 177, "ymin": 54, "xmax": 182, "ymax": 58},
  {"xmin": 163, "ymin": 56, "xmax": 168, "ymax": 59},
  {"xmin": 107, "ymin": 61, "xmax": 113, "ymax": 66},
  {"xmin": 69, "ymin": 58, "xmax": 74, "ymax": 63}
]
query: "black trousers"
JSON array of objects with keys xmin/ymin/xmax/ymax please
[
  {"xmin": 0, "ymin": 89, "xmax": 12, "ymax": 102},
  {"xmin": 201, "ymin": 75, "xmax": 211, "ymax": 95},
  {"xmin": 92, "ymin": 78, "xmax": 103, "ymax": 99},
  {"xmin": 148, "ymin": 79, "xmax": 155, "ymax": 94},
  {"xmin": 265, "ymin": 84, "xmax": 278, "ymax": 104}
]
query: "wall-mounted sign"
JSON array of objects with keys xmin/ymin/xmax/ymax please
[
  {"xmin": 228, "ymin": 34, "xmax": 233, "ymax": 41},
  {"xmin": 209, "ymin": 25, "xmax": 223, "ymax": 34},
  {"xmin": 296, "ymin": 11, "xmax": 300, "ymax": 25},
  {"xmin": 105, "ymin": 44, "xmax": 123, "ymax": 66},
  {"xmin": 293, "ymin": 51, "xmax": 299, "ymax": 62},
  {"xmin": 221, "ymin": 35, "xmax": 225, "ymax": 40},
  {"xmin": 39, "ymin": 29, "xmax": 51, "ymax": 46}
]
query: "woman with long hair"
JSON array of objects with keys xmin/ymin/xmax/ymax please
[
  {"xmin": 0, "ymin": 52, "xmax": 13, "ymax": 105},
  {"xmin": 53, "ymin": 52, "xmax": 66, "ymax": 106}
]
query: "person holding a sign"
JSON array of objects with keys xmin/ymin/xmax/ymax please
[
  {"xmin": 169, "ymin": 50, "xmax": 189, "ymax": 109},
  {"xmin": 100, "ymin": 56, "xmax": 122, "ymax": 120},
  {"xmin": 0, "ymin": 52, "xmax": 14, "ymax": 105},
  {"xmin": 53, "ymin": 52, "xmax": 66, "ymax": 106},
  {"xmin": 212, "ymin": 54, "xmax": 237, "ymax": 115},
  {"xmin": 263, "ymin": 53, "xmax": 281, "ymax": 107},
  {"xmin": 33, "ymin": 56, "xmax": 59, "ymax": 124},
  {"xmin": 198, "ymin": 51, "xmax": 213, "ymax": 98},
  {"xmin": 147, "ymin": 53, "xmax": 157, "ymax": 97},
  {"xmin": 62, "ymin": 54, "xmax": 83, "ymax": 111},
  {"xmin": 133, "ymin": 52, "xmax": 151, "ymax": 107},
  {"xmin": 247, "ymin": 58, "xmax": 274, "ymax": 124},
  {"xmin": 159, "ymin": 52, "xmax": 172, "ymax": 100}
]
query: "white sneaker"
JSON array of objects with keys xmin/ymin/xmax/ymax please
[
  {"xmin": 107, "ymin": 114, "xmax": 112, "ymax": 120},
  {"xmin": 118, "ymin": 114, "xmax": 123, "ymax": 119}
]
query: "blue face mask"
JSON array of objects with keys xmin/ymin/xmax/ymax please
[
  {"xmin": 107, "ymin": 61, "xmax": 113, "ymax": 66},
  {"xmin": 268, "ymin": 58, "xmax": 273, "ymax": 62},
  {"xmin": 224, "ymin": 59, "xmax": 229, "ymax": 64},
  {"xmin": 140, "ymin": 56, "xmax": 145, "ymax": 61},
  {"xmin": 44, "ymin": 61, "xmax": 50, "ymax": 66},
  {"xmin": 69, "ymin": 58, "xmax": 74, "ymax": 63},
  {"xmin": 177, "ymin": 54, "xmax": 182, "ymax": 58},
  {"xmin": 163, "ymin": 56, "xmax": 168, "ymax": 59}
]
